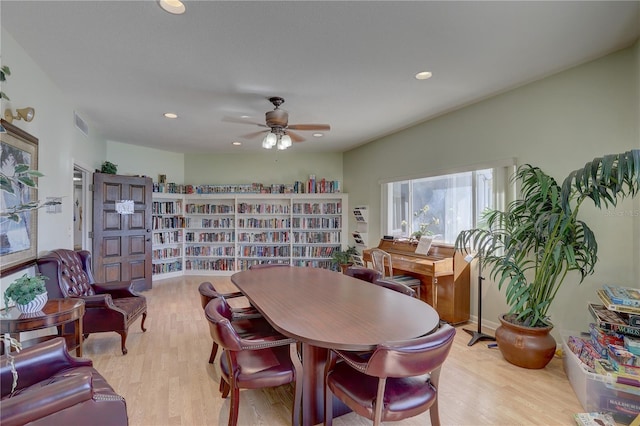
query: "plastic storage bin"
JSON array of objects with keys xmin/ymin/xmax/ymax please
[{"xmin": 562, "ymin": 331, "xmax": 640, "ymax": 424}]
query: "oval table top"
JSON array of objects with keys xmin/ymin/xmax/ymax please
[{"xmin": 231, "ymin": 266, "xmax": 440, "ymax": 351}]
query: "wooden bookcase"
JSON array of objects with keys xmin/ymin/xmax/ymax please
[
  {"xmin": 152, "ymin": 193, "xmax": 348, "ymax": 278},
  {"xmin": 151, "ymin": 193, "xmax": 185, "ymax": 279}
]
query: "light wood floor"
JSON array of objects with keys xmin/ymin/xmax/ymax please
[{"xmin": 84, "ymin": 275, "xmax": 584, "ymax": 426}]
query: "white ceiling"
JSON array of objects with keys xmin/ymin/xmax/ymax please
[{"xmin": 2, "ymin": 1, "xmax": 639, "ymax": 154}]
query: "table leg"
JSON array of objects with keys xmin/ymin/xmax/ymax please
[
  {"xmin": 74, "ymin": 317, "xmax": 83, "ymax": 357},
  {"xmin": 300, "ymin": 343, "xmax": 350, "ymax": 426}
]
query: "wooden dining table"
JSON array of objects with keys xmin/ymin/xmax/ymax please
[{"xmin": 231, "ymin": 266, "xmax": 441, "ymax": 426}]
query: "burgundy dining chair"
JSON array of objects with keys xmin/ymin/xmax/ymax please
[
  {"xmin": 343, "ymin": 266, "xmax": 382, "ymax": 283},
  {"xmin": 198, "ymin": 281, "xmax": 272, "ymax": 363},
  {"xmin": 205, "ymin": 297, "xmax": 302, "ymax": 426},
  {"xmin": 324, "ymin": 323, "xmax": 456, "ymax": 426}
]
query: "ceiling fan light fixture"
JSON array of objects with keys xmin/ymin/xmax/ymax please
[
  {"xmin": 280, "ymin": 134, "xmax": 292, "ymax": 148},
  {"xmin": 312, "ymin": 133, "xmax": 324, "ymax": 137},
  {"xmin": 158, "ymin": 0, "xmax": 185, "ymax": 15},
  {"xmin": 262, "ymin": 132, "xmax": 277, "ymax": 149}
]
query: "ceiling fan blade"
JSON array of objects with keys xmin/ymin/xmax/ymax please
[
  {"xmin": 288, "ymin": 131, "xmax": 306, "ymax": 143},
  {"xmin": 241, "ymin": 130, "xmax": 269, "ymax": 139},
  {"xmin": 287, "ymin": 124, "xmax": 331, "ymax": 131},
  {"xmin": 222, "ymin": 116, "xmax": 268, "ymax": 128}
]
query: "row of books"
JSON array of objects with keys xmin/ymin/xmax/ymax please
[
  {"xmin": 153, "ymin": 178, "xmax": 342, "ymax": 194},
  {"xmin": 601, "ymin": 284, "xmax": 640, "ymax": 308}
]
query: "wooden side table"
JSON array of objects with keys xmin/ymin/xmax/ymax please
[{"xmin": 1, "ymin": 298, "xmax": 85, "ymax": 356}]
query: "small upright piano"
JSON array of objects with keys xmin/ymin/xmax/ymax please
[{"xmin": 363, "ymin": 239, "xmax": 470, "ymax": 324}]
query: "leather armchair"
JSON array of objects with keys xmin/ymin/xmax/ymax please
[
  {"xmin": 37, "ymin": 249, "xmax": 147, "ymax": 355},
  {"xmin": 344, "ymin": 266, "xmax": 382, "ymax": 283},
  {"xmin": 0, "ymin": 337, "xmax": 128, "ymax": 426},
  {"xmin": 324, "ymin": 323, "xmax": 456, "ymax": 426},
  {"xmin": 198, "ymin": 281, "xmax": 275, "ymax": 363},
  {"xmin": 205, "ymin": 297, "xmax": 302, "ymax": 426},
  {"xmin": 373, "ymin": 277, "xmax": 417, "ymax": 297}
]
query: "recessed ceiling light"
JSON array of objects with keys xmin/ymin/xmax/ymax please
[
  {"xmin": 241, "ymin": 115, "xmax": 250, "ymax": 119},
  {"xmin": 312, "ymin": 133, "xmax": 324, "ymax": 137},
  {"xmin": 232, "ymin": 141, "xmax": 242, "ymax": 146},
  {"xmin": 415, "ymin": 71, "xmax": 433, "ymax": 80},
  {"xmin": 158, "ymin": 0, "xmax": 185, "ymax": 15},
  {"xmin": 163, "ymin": 112, "xmax": 178, "ymax": 119}
]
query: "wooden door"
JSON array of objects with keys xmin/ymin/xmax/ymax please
[{"xmin": 92, "ymin": 173, "xmax": 152, "ymax": 291}]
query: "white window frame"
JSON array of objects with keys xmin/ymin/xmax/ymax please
[{"xmin": 380, "ymin": 159, "xmax": 516, "ymax": 244}]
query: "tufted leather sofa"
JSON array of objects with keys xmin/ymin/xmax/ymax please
[
  {"xmin": 37, "ymin": 249, "xmax": 147, "ymax": 355},
  {"xmin": 0, "ymin": 337, "xmax": 128, "ymax": 426}
]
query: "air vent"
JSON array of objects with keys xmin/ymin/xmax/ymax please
[{"xmin": 74, "ymin": 111, "xmax": 89, "ymax": 136}]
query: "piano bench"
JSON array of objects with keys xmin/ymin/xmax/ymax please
[{"xmin": 390, "ymin": 275, "xmax": 422, "ymax": 299}]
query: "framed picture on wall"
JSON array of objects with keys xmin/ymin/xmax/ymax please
[{"xmin": 0, "ymin": 119, "xmax": 39, "ymax": 276}]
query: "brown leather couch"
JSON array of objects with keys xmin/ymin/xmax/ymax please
[
  {"xmin": 37, "ymin": 249, "xmax": 147, "ymax": 355},
  {"xmin": 0, "ymin": 337, "xmax": 128, "ymax": 426}
]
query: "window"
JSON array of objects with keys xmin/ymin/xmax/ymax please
[{"xmin": 382, "ymin": 161, "xmax": 514, "ymax": 244}]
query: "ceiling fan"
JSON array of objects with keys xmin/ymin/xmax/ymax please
[{"xmin": 225, "ymin": 97, "xmax": 330, "ymax": 149}]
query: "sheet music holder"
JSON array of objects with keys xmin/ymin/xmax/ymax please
[{"xmin": 414, "ymin": 235, "xmax": 433, "ymax": 255}]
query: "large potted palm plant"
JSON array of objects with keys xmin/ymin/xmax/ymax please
[{"xmin": 455, "ymin": 149, "xmax": 639, "ymax": 369}]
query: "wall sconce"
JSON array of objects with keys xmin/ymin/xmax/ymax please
[{"xmin": 4, "ymin": 107, "xmax": 35, "ymax": 123}]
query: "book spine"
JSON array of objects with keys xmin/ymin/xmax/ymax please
[{"xmin": 604, "ymin": 285, "xmax": 640, "ymax": 307}]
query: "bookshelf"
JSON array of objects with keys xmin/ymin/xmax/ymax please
[
  {"xmin": 152, "ymin": 193, "xmax": 348, "ymax": 277},
  {"xmin": 184, "ymin": 195, "xmax": 237, "ymax": 274},
  {"xmin": 151, "ymin": 193, "xmax": 185, "ymax": 279}
]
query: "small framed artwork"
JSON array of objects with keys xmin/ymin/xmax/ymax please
[{"xmin": 0, "ymin": 119, "xmax": 39, "ymax": 276}]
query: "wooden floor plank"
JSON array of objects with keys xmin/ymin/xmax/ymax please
[{"xmin": 84, "ymin": 275, "xmax": 583, "ymax": 425}]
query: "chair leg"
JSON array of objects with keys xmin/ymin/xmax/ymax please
[
  {"xmin": 228, "ymin": 385, "xmax": 240, "ymax": 426},
  {"xmin": 290, "ymin": 343, "xmax": 302, "ymax": 426},
  {"xmin": 429, "ymin": 368, "xmax": 442, "ymax": 426},
  {"xmin": 220, "ymin": 379, "xmax": 230, "ymax": 397},
  {"xmin": 209, "ymin": 342, "xmax": 219, "ymax": 364},
  {"xmin": 373, "ymin": 378, "xmax": 387, "ymax": 426},
  {"xmin": 117, "ymin": 331, "xmax": 128, "ymax": 355},
  {"xmin": 429, "ymin": 399, "xmax": 441, "ymax": 426},
  {"xmin": 324, "ymin": 384, "xmax": 333, "ymax": 426},
  {"xmin": 140, "ymin": 312, "xmax": 147, "ymax": 332}
]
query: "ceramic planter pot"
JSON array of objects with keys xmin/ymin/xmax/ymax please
[
  {"xmin": 495, "ymin": 314, "xmax": 556, "ymax": 369},
  {"xmin": 16, "ymin": 292, "xmax": 48, "ymax": 314}
]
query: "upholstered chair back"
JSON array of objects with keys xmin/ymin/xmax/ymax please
[
  {"xmin": 205, "ymin": 297, "xmax": 244, "ymax": 351},
  {"xmin": 344, "ymin": 266, "xmax": 383, "ymax": 283},
  {"xmin": 38, "ymin": 249, "xmax": 96, "ymax": 298},
  {"xmin": 365, "ymin": 323, "xmax": 456, "ymax": 378}
]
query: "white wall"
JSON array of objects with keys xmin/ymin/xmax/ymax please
[
  {"xmin": 184, "ymin": 151, "xmax": 343, "ymax": 186},
  {"xmin": 1, "ymin": 29, "xmax": 107, "ymax": 311},
  {"xmin": 107, "ymin": 140, "xmax": 185, "ymax": 183},
  {"xmin": 344, "ymin": 42, "xmax": 640, "ymax": 337}
]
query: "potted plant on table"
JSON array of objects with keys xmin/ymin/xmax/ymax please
[
  {"xmin": 455, "ymin": 149, "xmax": 639, "ymax": 369},
  {"xmin": 3, "ymin": 274, "xmax": 48, "ymax": 314},
  {"xmin": 331, "ymin": 246, "xmax": 358, "ymax": 273}
]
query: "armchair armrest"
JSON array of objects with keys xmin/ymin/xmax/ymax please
[
  {"xmin": 238, "ymin": 333, "xmax": 297, "ymax": 351},
  {"xmin": 1, "ymin": 374, "xmax": 93, "ymax": 426},
  {"xmin": 92, "ymin": 281, "xmax": 139, "ymax": 299},
  {"xmin": 78, "ymin": 294, "xmax": 117, "ymax": 309},
  {"xmin": 0, "ymin": 338, "xmax": 92, "ymax": 397}
]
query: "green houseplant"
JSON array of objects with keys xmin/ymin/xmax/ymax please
[
  {"xmin": 3, "ymin": 273, "xmax": 48, "ymax": 313},
  {"xmin": 331, "ymin": 245, "xmax": 358, "ymax": 273},
  {"xmin": 455, "ymin": 149, "xmax": 639, "ymax": 368}
]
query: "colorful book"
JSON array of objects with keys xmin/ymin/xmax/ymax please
[
  {"xmin": 603, "ymin": 285, "xmax": 640, "ymax": 308},
  {"xmin": 589, "ymin": 304, "xmax": 640, "ymax": 337},
  {"xmin": 574, "ymin": 412, "xmax": 616, "ymax": 426},
  {"xmin": 598, "ymin": 290, "xmax": 640, "ymax": 318}
]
